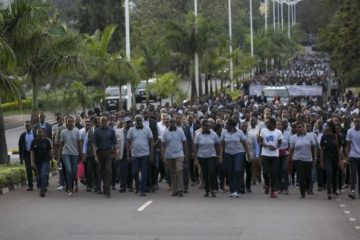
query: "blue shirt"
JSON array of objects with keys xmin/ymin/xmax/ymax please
[
  {"xmin": 127, "ymin": 126, "xmax": 153, "ymax": 157},
  {"xmin": 220, "ymin": 128, "xmax": 247, "ymax": 154},
  {"xmin": 25, "ymin": 131, "xmax": 34, "ymax": 152},
  {"xmin": 93, "ymin": 127, "xmax": 117, "ymax": 150},
  {"xmin": 162, "ymin": 128, "xmax": 186, "ymax": 158},
  {"xmin": 194, "ymin": 130, "xmax": 220, "ymax": 158}
]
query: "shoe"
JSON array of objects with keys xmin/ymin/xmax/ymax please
[
  {"xmin": 328, "ymin": 195, "xmax": 332, "ymax": 200},
  {"xmin": 178, "ymin": 191, "xmax": 183, "ymax": 197},
  {"xmin": 307, "ymin": 190, "xmax": 314, "ymax": 195},
  {"xmin": 270, "ymin": 192, "xmax": 278, "ymax": 198},
  {"xmin": 349, "ymin": 192, "xmax": 356, "ymax": 200},
  {"xmin": 264, "ymin": 186, "xmax": 270, "ymax": 195},
  {"xmin": 112, "ymin": 186, "xmax": 116, "ymax": 190},
  {"xmin": 39, "ymin": 190, "xmax": 45, "ymax": 197},
  {"xmin": 204, "ymin": 192, "xmax": 209, "ymax": 197},
  {"xmin": 171, "ymin": 192, "xmax": 178, "ymax": 197},
  {"xmin": 119, "ymin": 188, "xmax": 126, "ymax": 193},
  {"xmin": 184, "ymin": 189, "xmax": 189, "ymax": 194},
  {"xmin": 239, "ymin": 190, "xmax": 245, "ymax": 194},
  {"xmin": 317, "ymin": 187, "xmax": 322, "ymax": 192},
  {"xmin": 246, "ymin": 189, "xmax": 252, "ymax": 193},
  {"xmin": 68, "ymin": 191, "xmax": 73, "ymax": 197},
  {"xmin": 74, "ymin": 185, "xmax": 78, "ymax": 193},
  {"xmin": 284, "ymin": 190, "xmax": 289, "ymax": 195},
  {"xmin": 134, "ymin": 189, "xmax": 139, "ymax": 194},
  {"xmin": 229, "ymin": 192, "xmax": 237, "ymax": 197},
  {"xmin": 104, "ymin": 194, "xmax": 111, "ymax": 198},
  {"xmin": 140, "ymin": 192, "xmax": 147, "ymax": 197},
  {"xmin": 300, "ymin": 193, "xmax": 305, "ymax": 199},
  {"xmin": 211, "ymin": 191, "xmax": 216, "ymax": 197},
  {"xmin": 26, "ymin": 187, "xmax": 33, "ymax": 191},
  {"xmin": 235, "ymin": 193, "xmax": 240, "ymax": 198},
  {"xmin": 86, "ymin": 187, "xmax": 92, "ymax": 192},
  {"xmin": 57, "ymin": 186, "xmax": 64, "ymax": 191}
]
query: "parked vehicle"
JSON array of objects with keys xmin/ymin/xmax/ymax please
[
  {"xmin": 103, "ymin": 86, "xmax": 127, "ymax": 112},
  {"xmin": 263, "ymin": 86, "xmax": 290, "ymax": 105},
  {"xmin": 134, "ymin": 79, "xmax": 160, "ymax": 102}
]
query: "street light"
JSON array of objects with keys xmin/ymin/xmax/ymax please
[
  {"xmin": 125, "ymin": 0, "xmax": 132, "ymax": 110},
  {"xmin": 228, "ymin": 0, "xmax": 234, "ymax": 91},
  {"xmin": 194, "ymin": 0, "xmax": 200, "ymax": 98}
]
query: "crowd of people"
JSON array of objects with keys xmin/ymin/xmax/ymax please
[
  {"xmin": 250, "ymin": 54, "xmax": 334, "ymax": 87},
  {"xmin": 18, "ymin": 90, "xmax": 360, "ymax": 200}
]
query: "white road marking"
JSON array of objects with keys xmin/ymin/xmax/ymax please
[
  {"xmin": 354, "ymin": 226, "xmax": 360, "ymax": 230},
  {"xmin": 339, "ymin": 204, "xmax": 346, "ymax": 208},
  {"xmin": 137, "ymin": 201, "xmax": 153, "ymax": 212},
  {"xmin": 344, "ymin": 211, "xmax": 351, "ymax": 214},
  {"xmin": 349, "ymin": 218, "xmax": 356, "ymax": 222}
]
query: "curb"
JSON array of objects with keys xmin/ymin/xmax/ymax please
[{"xmin": 0, "ymin": 171, "xmax": 58, "ymax": 195}]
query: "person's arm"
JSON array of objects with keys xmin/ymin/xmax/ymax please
[
  {"xmin": 319, "ymin": 146, "xmax": 324, "ymax": 168},
  {"xmin": 48, "ymin": 139, "xmax": 53, "ymax": 161},
  {"xmin": 126, "ymin": 129, "xmax": 132, "ymax": 162},
  {"xmin": 312, "ymin": 144, "xmax": 317, "ymax": 166},
  {"xmin": 347, "ymin": 141, "xmax": 351, "ymax": 159},
  {"xmin": 111, "ymin": 129, "xmax": 117, "ymax": 159},
  {"xmin": 215, "ymin": 143, "xmax": 221, "ymax": 162},
  {"xmin": 18, "ymin": 134, "xmax": 24, "ymax": 160},
  {"xmin": 241, "ymin": 139, "xmax": 251, "ymax": 161},
  {"xmin": 253, "ymin": 136, "xmax": 260, "ymax": 158},
  {"xmin": 288, "ymin": 148, "xmax": 294, "ymax": 163}
]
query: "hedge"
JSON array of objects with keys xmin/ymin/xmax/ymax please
[
  {"xmin": 0, "ymin": 165, "xmax": 26, "ymax": 189},
  {"xmin": 1, "ymin": 99, "xmax": 32, "ymax": 112}
]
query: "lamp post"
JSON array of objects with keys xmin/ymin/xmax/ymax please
[
  {"xmin": 228, "ymin": 0, "xmax": 234, "ymax": 91},
  {"xmin": 264, "ymin": 0, "xmax": 268, "ymax": 31},
  {"xmin": 249, "ymin": 0, "xmax": 254, "ymax": 57},
  {"xmin": 272, "ymin": 0, "xmax": 276, "ymax": 31},
  {"xmin": 125, "ymin": 0, "xmax": 132, "ymax": 110},
  {"xmin": 194, "ymin": 0, "xmax": 200, "ymax": 97}
]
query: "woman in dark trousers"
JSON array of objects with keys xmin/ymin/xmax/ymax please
[
  {"xmin": 319, "ymin": 122, "xmax": 341, "ymax": 200},
  {"xmin": 194, "ymin": 119, "xmax": 221, "ymax": 197},
  {"xmin": 288, "ymin": 122, "xmax": 317, "ymax": 198},
  {"xmin": 30, "ymin": 128, "xmax": 52, "ymax": 197}
]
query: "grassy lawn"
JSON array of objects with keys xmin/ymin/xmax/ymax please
[{"xmin": 3, "ymin": 109, "xmax": 32, "ymax": 117}]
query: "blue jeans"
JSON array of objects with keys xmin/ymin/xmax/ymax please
[
  {"xmin": 36, "ymin": 161, "xmax": 50, "ymax": 191},
  {"xmin": 62, "ymin": 154, "xmax": 79, "ymax": 190},
  {"xmin": 225, "ymin": 152, "xmax": 245, "ymax": 193},
  {"xmin": 132, "ymin": 155, "xmax": 149, "ymax": 193}
]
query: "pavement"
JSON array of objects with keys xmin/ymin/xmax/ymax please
[{"xmin": 0, "ymin": 176, "xmax": 360, "ymax": 240}]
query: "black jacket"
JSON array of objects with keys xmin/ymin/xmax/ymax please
[
  {"xmin": 33, "ymin": 122, "xmax": 52, "ymax": 139},
  {"xmin": 18, "ymin": 131, "xmax": 37, "ymax": 159}
]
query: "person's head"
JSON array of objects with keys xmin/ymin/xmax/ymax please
[
  {"xmin": 93, "ymin": 117, "xmax": 100, "ymax": 128},
  {"xmin": 100, "ymin": 116, "xmax": 108, "ymax": 128},
  {"xmin": 161, "ymin": 113, "xmax": 168, "ymax": 123},
  {"xmin": 39, "ymin": 113, "xmax": 46, "ymax": 124},
  {"xmin": 187, "ymin": 114, "xmax": 194, "ymax": 125},
  {"xmin": 36, "ymin": 128, "xmax": 45, "ymax": 139},
  {"xmin": 143, "ymin": 109, "xmax": 150, "ymax": 120},
  {"xmin": 266, "ymin": 118, "xmax": 276, "ymax": 130},
  {"xmin": 135, "ymin": 115, "xmax": 143, "ymax": 129},
  {"xmin": 56, "ymin": 116, "xmax": 63, "ymax": 126},
  {"xmin": 295, "ymin": 122, "xmax": 305, "ymax": 136},
  {"xmin": 66, "ymin": 116, "xmax": 74, "ymax": 129},
  {"xmin": 250, "ymin": 116, "xmax": 257, "ymax": 128},
  {"xmin": 84, "ymin": 118, "xmax": 91, "ymax": 131},
  {"xmin": 325, "ymin": 121, "xmax": 336, "ymax": 134},
  {"xmin": 241, "ymin": 122, "xmax": 248, "ymax": 134},
  {"xmin": 168, "ymin": 118, "xmax": 177, "ymax": 131},
  {"xmin": 75, "ymin": 115, "xmax": 82, "ymax": 125},
  {"xmin": 281, "ymin": 118, "xmax": 289, "ymax": 131},
  {"xmin": 25, "ymin": 121, "xmax": 32, "ymax": 132},
  {"xmin": 201, "ymin": 119, "xmax": 211, "ymax": 134},
  {"xmin": 175, "ymin": 113, "xmax": 182, "ymax": 126},
  {"xmin": 276, "ymin": 120, "xmax": 283, "ymax": 132},
  {"xmin": 226, "ymin": 118, "xmax": 237, "ymax": 132}
]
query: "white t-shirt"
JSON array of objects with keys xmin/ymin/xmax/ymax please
[
  {"xmin": 346, "ymin": 128, "xmax": 360, "ymax": 158},
  {"xmin": 260, "ymin": 128, "xmax": 283, "ymax": 157}
]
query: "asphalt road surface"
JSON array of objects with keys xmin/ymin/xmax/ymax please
[{"xmin": 0, "ymin": 176, "xmax": 360, "ymax": 240}]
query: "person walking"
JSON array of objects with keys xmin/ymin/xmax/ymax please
[
  {"xmin": 259, "ymin": 118, "xmax": 283, "ymax": 198},
  {"xmin": 33, "ymin": 112, "xmax": 52, "ymax": 140},
  {"xmin": 127, "ymin": 115, "xmax": 154, "ymax": 197},
  {"xmin": 161, "ymin": 118, "xmax": 187, "ymax": 197},
  {"xmin": 319, "ymin": 122, "xmax": 341, "ymax": 200},
  {"xmin": 60, "ymin": 116, "xmax": 82, "ymax": 196},
  {"xmin": 30, "ymin": 128, "xmax": 52, "ymax": 197},
  {"xmin": 18, "ymin": 121, "xmax": 36, "ymax": 191},
  {"xmin": 277, "ymin": 119, "xmax": 291, "ymax": 194},
  {"xmin": 346, "ymin": 117, "xmax": 360, "ymax": 199},
  {"xmin": 288, "ymin": 122, "xmax": 317, "ymax": 198},
  {"xmin": 93, "ymin": 116, "xmax": 117, "ymax": 198},
  {"xmin": 194, "ymin": 119, "xmax": 221, "ymax": 197},
  {"xmin": 220, "ymin": 118, "xmax": 250, "ymax": 198}
]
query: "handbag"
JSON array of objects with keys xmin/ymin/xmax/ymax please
[
  {"xmin": 76, "ymin": 161, "xmax": 85, "ymax": 180},
  {"xmin": 335, "ymin": 135, "xmax": 347, "ymax": 171}
]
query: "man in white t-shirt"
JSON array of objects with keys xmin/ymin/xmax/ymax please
[
  {"xmin": 259, "ymin": 118, "xmax": 283, "ymax": 198},
  {"xmin": 346, "ymin": 117, "xmax": 360, "ymax": 199}
]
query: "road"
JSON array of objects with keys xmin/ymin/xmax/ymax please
[{"xmin": 0, "ymin": 177, "xmax": 360, "ymax": 240}]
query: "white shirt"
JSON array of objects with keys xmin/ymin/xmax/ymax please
[{"xmin": 260, "ymin": 128, "xmax": 283, "ymax": 157}]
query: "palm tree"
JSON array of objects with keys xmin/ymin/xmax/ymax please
[
  {"xmin": 0, "ymin": 33, "xmax": 19, "ymax": 164},
  {"xmin": 1, "ymin": 0, "xmax": 82, "ymax": 123},
  {"xmin": 165, "ymin": 12, "xmax": 216, "ymax": 101}
]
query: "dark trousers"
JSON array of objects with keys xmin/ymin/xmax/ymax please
[
  {"xmin": 297, "ymin": 161, "xmax": 312, "ymax": 196},
  {"xmin": 217, "ymin": 162, "xmax": 226, "ymax": 190},
  {"xmin": 85, "ymin": 156, "xmax": 100, "ymax": 190},
  {"xmin": 35, "ymin": 161, "xmax": 50, "ymax": 192},
  {"xmin": 111, "ymin": 159, "xmax": 120, "ymax": 187},
  {"xmin": 23, "ymin": 151, "xmax": 34, "ymax": 188},
  {"xmin": 119, "ymin": 158, "xmax": 129, "ymax": 189},
  {"xmin": 97, "ymin": 149, "xmax": 113, "ymax": 196},
  {"xmin": 349, "ymin": 157, "xmax": 360, "ymax": 192},
  {"xmin": 262, "ymin": 156, "xmax": 279, "ymax": 191},
  {"xmin": 244, "ymin": 160, "xmax": 253, "ymax": 191},
  {"xmin": 317, "ymin": 163, "xmax": 326, "ymax": 189},
  {"xmin": 132, "ymin": 155, "xmax": 149, "ymax": 193},
  {"xmin": 325, "ymin": 159, "xmax": 338, "ymax": 195},
  {"xmin": 198, "ymin": 157, "xmax": 217, "ymax": 193},
  {"xmin": 147, "ymin": 156, "xmax": 157, "ymax": 190},
  {"xmin": 278, "ymin": 155, "xmax": 289, "ymax": 191},
  {"xmin": 183, "ymin": 156, "xmax": 190, "ymax": 191},
  {"xmin": 225, "ymin": 153, "xmax": 245, "ymax": 193},
  {"xmin": 189, "ymin": 154, "xmax": 199, "ymax": 183}
]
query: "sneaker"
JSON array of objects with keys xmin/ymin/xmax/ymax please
[
  {"xmin": 39, "ymin": 190, "xmax": 45, "ymax": 197},
  {"xmin": 178, "ymin": 191, "xmax": 183, "ymax": 197},
  {"xmin": 270, "ymin": 192, "xmax": 278, "ymax": 198},
  {"xmin": 68, "ymin": 191, "xmax": 73, "ymax": 197},
  {"xmin": 204, "ymin": 192, "xmax": 209, "ymax": 197},
  {"xmin": 171, "ymin": 192, "xmax": 178, "ymax": 197},
  {"xmin": 235, "ymin": 193, "xmax": 240, "ymax": 198},
  {"xmin": 26, "ymin": 187, "xmax": 33, "ymax": 191},
  {"xmin": 140, "ymin": 192, "xmax": 147, "ymax": 197},
  {"xmin": 211, "ymin": 191, "xmax": 216, "ymax": 197},
  {"xmin": 229, "ymin": 192, "xmax": 237, "ymax": 197},
  {"xmin": 57, "ymin": 186, "xmax": 64, "ymax": 191},
  {"xmin": 349, "ymin": 191, "xmax": 356, "ymax": 200}
]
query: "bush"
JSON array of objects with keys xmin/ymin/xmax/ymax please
[
  {"xmin": 0, "ymin": 165, "xmax": 26, "ymax": 189},
  {"xmin": 1, "ymin": 100, "xmax": 32, "ymax": 112}
]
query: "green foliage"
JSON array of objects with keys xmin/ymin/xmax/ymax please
[
  {"xmin": 150, "ymin": 72, "xmax": 186, "ymax": 104},
  {"xmin": 0, "ymin": 165, "xmax": 26, "ymax": 189},
  {"xmin": 1, "ymin": 99, "xmax": 31, "ymax": 112}
]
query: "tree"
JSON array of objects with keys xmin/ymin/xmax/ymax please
[{"xmin": 150, "ymin": 72, "xmax": 186, "ymax": 105}]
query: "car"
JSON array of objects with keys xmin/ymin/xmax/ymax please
[
  {"xmin": 134, "ymin": 79, "xmax": 160, "ymax": 102},
  {"xmin": 263, "ymin": 86, "xmax": 290, "ymax": 105},
  {"xmin": 103, "ymin": 86, "xmax": 127, "ymax": 112}
]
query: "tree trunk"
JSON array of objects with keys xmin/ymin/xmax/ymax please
[
  {"xmin": 0, "ymin": 103, "xmax": 9, "ymax": 164},
  {"xmin": 209, "ymin": 76, "xmax": 213, "ymax": 95},
  {"xmin": 198, "ymin": 72, "xmax": 203, "ymax": 97},
  {"xmin": 30, "ymin": 77, "xmax": 39, "ymax": 125},
  {"xmin": 191, "ymin": 76, "xmax": 196, "ymax": 103},
  {"xmin": 205, "ymin": 73, "xmax": 209, "ymax": 95},
  {"xmin": 220, "ymin": 77, "xmax": 224, "ymax": 91},
  {"xmin": 146, "ymin": 78, "xmax": 150, "ymax": 107}
]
